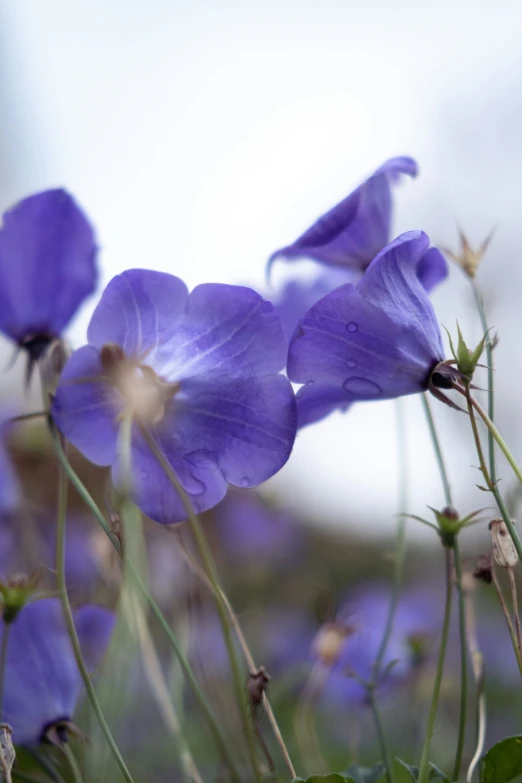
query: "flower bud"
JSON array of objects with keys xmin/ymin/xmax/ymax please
[
  {"xmin": 446, "ymin": 323, "xmax": 488, "ymax": 381},
  {"xmin": 489, "ymin": 518, "xmax": 518, "ymax": 569},
  {"xmin": 312, "ymin": 621, "xmax": 352, "ymax": 667},
  {"xmin": 0, "ymin": 573, "xmax": 36, "ymax": 624},
  {"xmin": 472, "ymin": 555, "xmax": 492, "ymax": 584},
  {"xmin": 247, "ymin": 666, "xmax": 271, "ymax": 709}
]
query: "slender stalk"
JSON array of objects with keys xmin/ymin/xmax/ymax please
[
  {"xmin": 0, "ymin": 625, "xmax": 10, "ymax": 718},
  {"xmin": 463, "ymin": 576, "xmax": 486, "ymax": 783},
  {"xmin": 470, "ymin": 279, "xmax": 496, "ymax": 483},
  {"xmin": 48, "ymin": 422, "xmax": 240, "ymax": 781},
  {"xmin": 61, "ymin": 744, "xmax": 83, "ymax": 783},
  {"xmin": 55, "ymin": 460, "xmax": 135, "ymax": 783},
  {"xmin": 421, "ymin": 395, "xmax": 467, "ymax": 778},
  {"xmin": 23, "ymin": 749, "xmax": 65, "ymax": 783},
  {"xmin": 140, "ymin": 425, "xmax": 263, "ymax": 782},
  {"xmin": 417, "ymin": 548, "xmax": 453, "ymax": 783},
  {"xmin": 466, "ymin": 689, "xmax": 486, "ymax": 783},
  {"xmin": 367, "ymin": 685, "xmax": 394, "ymax": 783},
  {"xmin": 469, "ymin": 396, "xmax": 522, "ymax": 485},
  {"xmin": 491, "ymin": 567, "xmax": 522, "ymax": 677},
  {"xmin": 508, "ymin": 568, "xmax": 522, "ymax": 654}
]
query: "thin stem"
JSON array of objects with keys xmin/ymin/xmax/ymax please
[
  {"xmin": 491, "ymin": 566, "xmax": 522, "ymax": 677},
  {"xmin": 463, "ymin": 574, "xmax": 486, "ymax": 783},
  {"xmin": 55, "ymin": 452, "xmax": 135, "ymax": 783},
  {"xmin": 469, "ymin": 396, "xmax": 522, "ymax": 486},
  {"xmin": 508, "ymin": 567, "xmax": 522, "ymax": 654},
  {"xmin": 466, "ymin": 689, "xmax": 486, "ymax": 783},
  {"xmin": 140, "ymin": 426, "xmax": 262, "ymax": 781},
  {"xmin": 421, "ymin": 395, "xmax": 467, "ymax": 778},
  {"xmin": 452, "ymin": 540, "xmax": 468, "ymax": 781},
  {"xmin": 0, "ymin": 625, "xmax": 10, "ymax": 718},
  {"xmin": 23, "ymin": 749, "xmax": 65, "ymax": 783},
  {"xmin": 421, "ymin": 394, "xmax": 452, "ymax": 506},
  {"xmin": 61, "ymin": 744, "xmax": 83, "ymax": 783},
  {"xmin": 367, "ymin": 686, "xmax": 394, "ymax": 783},
  {"xmin": 417, "ymin": 548, "xmax": 453, "ymax": 783},
  {"xmin": 48, "ymin": 422, "xmax": 240, "ymax": 782},
  {"xmin": 470, "ymin": 279, "xmax": 496, "ymax": 483}
]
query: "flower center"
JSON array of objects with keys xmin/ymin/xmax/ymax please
[{"xmin": 100, "ymin": 343, "xmax": 179, "ymax": 424}]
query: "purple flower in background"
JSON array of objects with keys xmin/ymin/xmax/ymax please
[
  {"xmin": 1, "ymin": 598, "xmax": 114, "ymax": 745},
  {"xmin": 0, "ymin": 415, "xmax": 19, "ymax": 515},
  {"xmin": 288, "ymin": 231, "xmax": 447, "ymax": 427},
  {"xmin": 268, "ymin": 157, "xmax": 419, "ymax": 274},
  {"xmin": 52, "ymin": 270, "xmax": 296, "ymax": 524},
  {"xmin": 316, "ymin": 585, "xmax": 441, "ymax": 705},
  {"xmin": 214, "ymin": 490, "xmax": 301, "ymax": 565},
  {"xmin": 0, "ymin": 190, "xmax": 97, "ymax": 364}
]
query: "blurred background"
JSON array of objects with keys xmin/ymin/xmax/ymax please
[{"xmin": 1, "ymin": 3, "xmax": 522, "ymax": 778}]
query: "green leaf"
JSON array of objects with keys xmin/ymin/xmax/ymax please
[
  {"xmin": 346, "ymin": 763, "xmax": 385, "ymax": 783},
  {"xmin": 394, "ymin": 759, "xmax": 450, "ymax": 783},
  {"xmin": 481, "ymin": 736, "xmax": 522, "ymax": 783},
  {"xmin": 293, "ymin": 775, "xmax": 354, "ymax": 783}
]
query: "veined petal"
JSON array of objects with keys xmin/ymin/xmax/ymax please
[
  {"xmin": 87, "ymin": 269, "xmax": 189, "ymax": 358},
  {"xmin": 268, "ymin": 156, "xmax": 418, "ymax": 273},
  {"xmin": 0, "ymin": 190, "xmax": 97, "ymax": 345},
  {"xmin": 52, "ymin": 345, "xmax": 120, "ymax": 466}
]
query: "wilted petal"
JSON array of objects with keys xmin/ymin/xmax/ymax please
[
  {"xmin": 87, "ymin": 269, "xmax": 189, "ymax": 358},
  {"xmin": 268, "ymin": 156, "xmax": 418, "ymax": 273},
  {"xmin": 52, "ymin": 345, "xmax": 120, "ymax": 466},
  {"xmin": 288, "ymin": 231, "xmax": 444, "ymax": 426},
  {"xmin": 0, "ymin": 190, "xmax": 97, "ymax": 346},
  {"xmin": 157, "ymin": 284, "xmax": 288, "ymax": 380}
]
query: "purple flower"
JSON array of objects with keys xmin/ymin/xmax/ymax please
[
  {"xmin": 0, "ymin": 190, "xmax": 97, "ymax": 361},
  {"xmin": 1, "ymin": 598, "xmax": 114, "ymax": 745},
  {"xmin": 0, "ymin": 415, "xmax": 19, "ymax": 516},
  {"xmin": 52, "ymin": 270, "xmax": 297, "ymax": 524},
  {"xmin": 287, "ymin": 231, "xmax": 447, "ymax": 427},
  {"xmin": 214, "ymin": 490, "xmax": 301, "ymax": 565},
  {"xmin": 268, "ymin": 157, "xmax": 419, "ymax": 274}
]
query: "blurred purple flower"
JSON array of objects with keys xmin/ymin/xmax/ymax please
[
  {"xmin": 268, "ymin": 157, "xmax": 419, "ymax": 273},
  {"xmin": 214, "ymin": 490, "xmax": 301, "ymax": 565},
  {"xmin": 267, "ymin": 157, "xmax": 447, "ymax": 341},
  {"xmin": 0, "ymin": 415, "xmax": 19, "ymax": 515},
  {"xmin": 287, "ymin": 231, "xmax": 446, "ymax": 427},
  {"xmin": 0, "ymin": 190, "xmax": 97, "ymax": 361},
  {"xmin": 1, "ymin": 598, "xmax": 114, "ymax": 745},
  {"xmin": 52, "ymin": 270, "xmax": 296, "ymax": 524},
  {"xmin": 316, "ymin": 584, "xmax": 441, "ymax": 704}
]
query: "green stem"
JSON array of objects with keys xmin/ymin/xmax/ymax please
[
  {"xmin": 421, "ymin": 394, "xmax": 467, "ymax": 778},
  {"xmin": 452, "ymin": 539, "xmax": 468, "ymax": 781},
  {"xmin": 48, "ymin": 421, "xmax": 240, "ymax": 782},
  {"xmin": 23, "ymin": 749, "xmax": 64, "ymax": 783},
  {"xmin": 418, "ymin": 548, "xmax": 453, "ymax": 783},
  {"xmin": 491, "ymin": 567, "xmax": 522, "ymax": 677},
  {"xmin": 140, "ymin": 426, "xmax": 262, "ymax": 782},
  {"xmin": 61, "ymin": 744, "xmax": 83, "ymax": 783},
  {"xmin": 367, "ymin": 685, "xmax": 394, "ymax": 783},
  {"xmin": 469, "ymin": 396, "xmax": 522, "ymax": 486},
  {"xmin": 470, "ymin": 280, "xmax": 496, "ymax": 483},
  {"xmin": 0, "ymin": 625, "xmax": 10, "ymax": 718},
  {"xmin": 55, "ymin": 458, "xmax": 135, "ymax": 783}
]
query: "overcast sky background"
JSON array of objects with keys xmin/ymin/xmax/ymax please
[{"xmin": 0, "ymin": 0, "xmax": 521, "ymax": 542}]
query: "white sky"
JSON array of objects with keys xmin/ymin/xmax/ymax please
[{"xmin": 1, "ymin": 0, "xmax": 521, "ymax": 540}]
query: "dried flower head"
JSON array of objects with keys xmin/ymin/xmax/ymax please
[
  {"xmin": 442, "ymin": 228, "xmax": 494, "ymax": 279},
  {"xmin": 489, "ymin": 518, "xmax": 518, "ymax": 568}
]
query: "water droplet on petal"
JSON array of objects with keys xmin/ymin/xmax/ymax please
[
  {"xmin": 342, "ymin": 377, "xmax": 381, "ymax": 395},
  {"xmin": 306, "ymin": 380, "xmax": 315, "ymax": 386},
  {"xmin": 241, "ymin": 476, "xmax": 251, "ymax": 488},
  {"xmin": 346, "ymin": 322, "xmax": 358, "ymax": 333},
  {"xmin": 346, "ymin": 359, "xmax": 356, "ymax": 369}
]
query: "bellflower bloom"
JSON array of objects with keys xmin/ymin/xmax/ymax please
[
  {"xmin": 52, "ymin": 269, "xmax": 297, "ymax": 524},
  {"xmin": 1, "ymin": 598, "xmax": 114, "ymax": 745},
  {"xmin": 288, "ymin": 231, "xmax": 449, "ymax": 427},
  {"xmin": 0, "ymin": 189, "xmax": 97, "ymax": 362}
]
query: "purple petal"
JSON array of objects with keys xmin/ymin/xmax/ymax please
[
  {"xmin": 156, "ymin": 284, "xmax": 288, "ymax": 380},
  {"xmin": 287, "ymin": 231, "xmax": 444, "ymax": 424},
  {"xmin": 295, "ymin": 383, "xmax": 354, "ymax": 428},
  {"xmin": 1, "ymin": 599, "xmax": 81, "ymax": 744},
  {"xmin": 268, "ymin": 156, "xmax": 418, "ymax": 273},
  {"xmin": 0, "ymin": 416, "xmax": 19, "ymax": 514},
  {"xmin": 0, "ymin": 190, "xmax": 97, "ymax": 345},
  {"xmin": 52, "ymin": 345, "xmax": 120, "ymax": 466},
  {"xmin": 120, "ymin": 373, "xmax": 296, "ymax": 524},
  {"xmin": 416, "ymin": 247, "xmax": 449, "ymax": 293},
  {"xmin": 74, "ymin": 605, "xmax": 115, "ymax": 672}
]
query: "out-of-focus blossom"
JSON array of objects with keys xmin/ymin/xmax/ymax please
[
  {"xmin": 0, "ymin": 190, "xmax": 97, "ymax": 361},
  {"xmin": 0, "ymin": 415, "xmax": 19, "ymax": 515},
  {"xmin": 287, "ymin": 231, "xmax": 447, "ymax": 427},
  {"xmin": 48, "ymin": 518, "xmax": 105, "ymax": 594},
  {"xmin": 1, "ymin": 598, "xmax": 114, "ymax": 745},
  {"xmin": 52, "ymin": 270, "xmax": 296, "ymax": 524},
  {"xmin": 214, "ymin": 490, "xmax": 301, "ymax": 565},
  {"xmin": 316, "ymin": 585, "xmax": 441, "ymax": 704},
  {"xmin": 267, "ymin": 158, "xmax": 447, "ymax": 341},
  {"xmin": 268, "ymin": 157, "xmax": 419, "ymax": 274}
]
